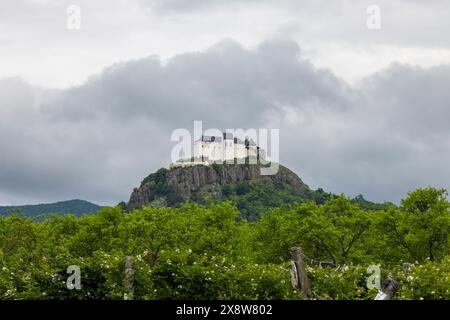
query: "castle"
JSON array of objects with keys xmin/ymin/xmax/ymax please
[{"xmin": 171, "ymin": 132, "xmax": 265, "ymax": 168}]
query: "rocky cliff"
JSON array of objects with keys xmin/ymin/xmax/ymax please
[{"xmin": 127, "ymin": 163, "xmax": 313, "ymax": 213}]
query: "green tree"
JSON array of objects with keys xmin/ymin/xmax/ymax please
[
  {"xmin": 300, "ymin": 196, "xmax": 371, "ymax": 264},
  {"xmin": 380, "ymin": 188, "xmax": 450, "ymax": 262}
]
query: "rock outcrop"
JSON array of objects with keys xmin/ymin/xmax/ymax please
[{"xmin": 127, "ymin": 163, "xmax": 312, "ymax": 210}]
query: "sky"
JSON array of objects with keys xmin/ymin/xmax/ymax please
[{"xmin": 0, "ymin": 0, "xmax": 450, "ymax": 205}]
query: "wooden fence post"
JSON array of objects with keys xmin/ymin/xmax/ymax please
[
  {"xmin": 374, "ymin": 277, "xmax": 399, "ymax": 300},
  {"xmin": 289, "ymin": 247, "xmax": 312, "ymax": 299},
  {"xmin": 124, "ymin": 256, "xmax": 135, "ymax": 300}
]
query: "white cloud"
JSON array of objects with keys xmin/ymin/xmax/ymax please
[{"xmin": 1, "ymin": 0, "xmax": 450, "ymax": 87}]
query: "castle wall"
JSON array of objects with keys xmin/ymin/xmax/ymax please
[{"xmin": 193, "ymin": 139, "xmax": 261, "ymax": 164}]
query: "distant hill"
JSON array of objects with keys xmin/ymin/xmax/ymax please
[
  {"xmin": 127, "ymin": 163, "xmax": 392, "ymax": 220},
  {"xmin": 0, "ymin": 199, "xmax": 102, "ymax": 217},
  {"xmin": 312, "ymin": 188, "xmax": 393, "ymax": 211}
]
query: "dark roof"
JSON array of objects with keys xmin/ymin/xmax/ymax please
[{"xmin": 196, "ymin": 133, "xmax": 258, "ymax": 146}]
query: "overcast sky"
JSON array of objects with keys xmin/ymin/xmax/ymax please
[{"xmin": 1, "ymin": 0, "xmax": 450, "ymax": 205}]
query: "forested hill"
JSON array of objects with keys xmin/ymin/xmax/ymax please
[
  {"xmin": 0, "ymin": 199, "xmax": 102, "ymax": 217},
  {"xmin": 127, "ymin": 163, "xmax": 390, "ymax": 220}
]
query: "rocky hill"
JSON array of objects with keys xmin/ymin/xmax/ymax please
[{"xmin": 127, "ymin": 163, "xmax": 313, "ymax": 219}]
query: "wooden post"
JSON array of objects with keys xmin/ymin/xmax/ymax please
[
  {"xmin": 290, "ymin": 261, "xmax": 298, "ymax": 289},
  {"xmin": 374, "ymin": 277, "xmax": 399, "ymax": 300},
  {"xmin": 290, "ymin": 247, "xmax": 312, "ymax": 299},
  {"xmin": 124, "ymin": 256, "xmax": 135, "ymax": 300}
]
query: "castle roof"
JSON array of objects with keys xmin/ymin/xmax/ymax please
[
  {"xmin": 196, "ymin": 133, "xmax": 257, "ymax": 146},
  {"xmin": 198, "ymin": 135, "xmax": 222, "ymax": 142}
]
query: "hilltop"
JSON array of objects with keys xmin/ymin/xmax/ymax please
[{"xmin": 127, "ymin": 163, "xmax": 312, "ymax": 220}]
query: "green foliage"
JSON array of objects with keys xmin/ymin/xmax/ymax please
[
  {"xmin": 311, "ymin": 189, "xmax": 391, "ymax": 211},
  {"xmin": 0, "ymin": 187, "xmax": 449, "ymax": 300},
  {"xmin": 213, "ymin": 181, "xmax": 306, "ymax": 221},
  {"xmin": 395, "ymin": 256, "xmax": 450, "ymax": 300},
  {"xmin": 311, "ymin": 188, "xmax": 335, "ymax": 205},
  {"xmin": 307, "ymin": 264, "xmax": 376, "ymax": 300},
  {"xmin": 350, "ymin": 194, "xmax": 392, "ymax": 211},
  {"xmin": 375, "ymin": 188, "xmax": 450, "ymax": 263}
]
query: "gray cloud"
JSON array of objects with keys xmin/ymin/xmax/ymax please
[
  {"xmin": 0, "ymin": 40, "xmax": 449, "ymax": 205},
  {"xmin": 47, "ymin": 40, "xmax": 351, "ymax": 127}
]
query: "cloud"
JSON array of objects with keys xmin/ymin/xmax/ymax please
[
  {"xmin": 138, "ymin": 0, "xmax": 259, "ymax": 13},
  {"xmin": 0, "ymin": 39, "xmax": 449, "ymax": 205},
  {"xmin": 46, "ymin": 40, "xmax": 350, "ymax": 127},
  {"xmin": 138, "ymin": 0, "xmax": 450, "ymax": 48},
  {"xmin": 2, "ymin": 0, "xmax": 450, "ymax": 89}
]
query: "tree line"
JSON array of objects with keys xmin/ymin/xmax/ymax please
[{"xmin": 0, "ymin": 187, "xmax": 448, "ymax": 299}]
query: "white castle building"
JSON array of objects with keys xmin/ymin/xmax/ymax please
[{"xmin": 171, "ymin": 132, "xmax": 265, "ymax": 168}]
